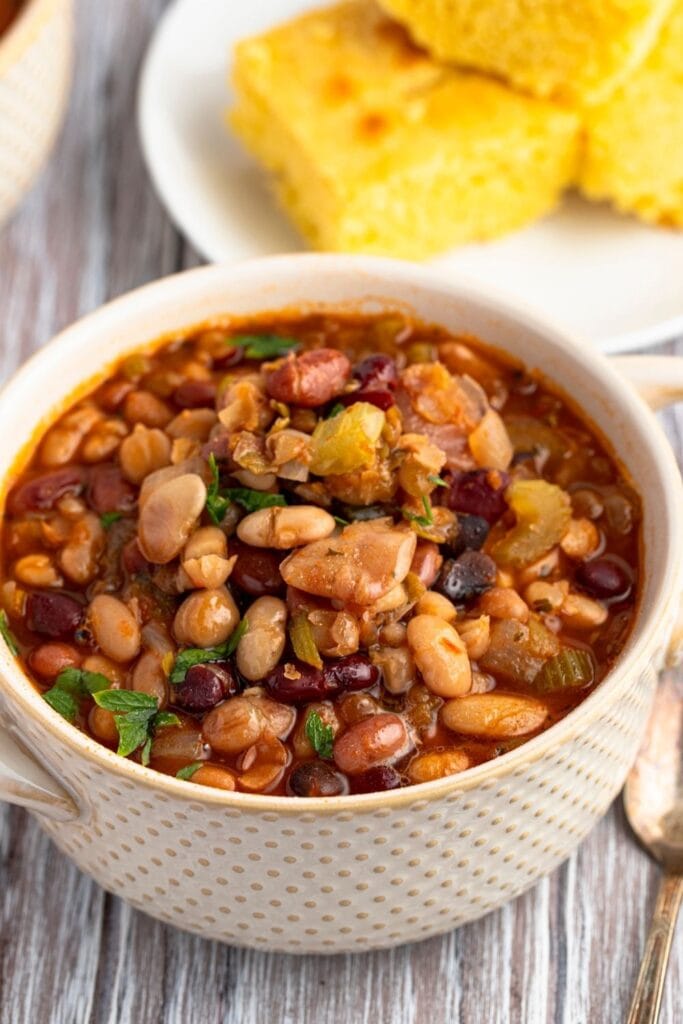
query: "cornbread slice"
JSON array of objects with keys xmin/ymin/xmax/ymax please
[
  {"xmin": 377, "ymin": 0, "xmax": 674, "ymax": 102},
  {"xmin": 230, "ymin": 0, "xmax": 580, "ymax": 259},
  {"xmin": 579, "ymin": 1, "xmax": 683, "ymax": 227}
]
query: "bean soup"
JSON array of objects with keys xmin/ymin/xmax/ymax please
[{"xmin": 0, "ymin": 313, "xmax": 640, "ymax": 796}]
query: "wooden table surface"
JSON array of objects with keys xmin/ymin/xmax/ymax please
[{"xmin": 1, "ymin": 2, "xmax": 682, "ymax": 1022}]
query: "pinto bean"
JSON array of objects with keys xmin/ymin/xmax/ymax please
[
  {"xmin": 455, "ymin": 615, "xmax": 490, "ymax": 660},
  {"xmin": 406, "ymin": 614, "xmax": 471, "ymax": 698},
  {"xmin": 173, "ymin": 586, "xmax": 240, "ymax": 648},
  {"xmin": 410, "ymin": 541, "xmax": 443, "ymax": 588},
  {"xmin": 189, "ymin": 764, "xmax": 236, "ymax": 791},
  {"xmin": 88, "ymin": 594, "xmax": 141, "ymax": 663},
  {"xmin": 180, "ymin": 527, "xmax": 234, "ymax": 590},
  {"xmin": 174, "ymin": 379, "xmax": 217, "ymax": 409},
  {"xmin": 88, "ymin": 705, "xmax": 119, "ymax": 745},
  {"xmin": 441, "ymin": 693, "xmax": 548, "ymax": 738},
  {"xmin": 237, "ymin": 505, "xmax": 335, "ymax": 549},
  {"xmin": 242, "ymin": 687, "xmax": 296, "ymax": 739},
  {"xmin": 130, "ymin": 650, "xmax": 169, "ymax": 708},
  {"xmin": 59, "ymin": 513, "xmax": 105, "ymax": 585},
  {"xmin": 202, "ymin": 696, "xmax": 264, "ymax": 755},
  {"xmin": 123, "ymin": 390, "xmax": 173, "ymax": 428},
  {"xmin": 137, "ymin": 473, "xmax": 206, "ymax": 564},
  {"xmin": 29, "ymin": 642, "xmax": 82, "ymax": 680},
  {"xmin": 333, "ymin": 713, "xmax": 409, "ymax": 775},
  {"xmin": 236, "ymin": 596, "xmax": 287, "ymax": 682},
  {"xmin": 265, "ymin": 348, "xmax": 351, "ymax": 408},
  {"xmin": 119, "ymin": 425, "xmax": 172, "ymax": 484},
  {"xmin": 407, "ymin": 748, "xmax": 471, "ymax": 783}
]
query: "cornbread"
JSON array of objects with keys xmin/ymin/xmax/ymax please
[
  {"xmin": 230, "ymin": 0, "xmax": 580, "ymax": 258},
  {"xmin": 377, "ymin": 0, "xmax": 674, "ymax": 102},
  {"xmin": 580, "ymin": 1, "xmax": 683, "ymax": 227}
]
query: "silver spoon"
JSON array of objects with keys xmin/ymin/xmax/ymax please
[{"xmin": 624, "ymin": 668, "xmax": 683, "ymax": 1024}]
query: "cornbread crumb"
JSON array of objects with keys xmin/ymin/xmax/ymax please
[
  {"xmin": 378, "ymin": 0, "xmax": 674, "ymax": 102},
  {"xmin": 579, "ymin": 1, "xmax": 683, "ymax": 227},
  {"xmin": 229, "ymin": 0, "xmax": 580, "ymax": 258}
]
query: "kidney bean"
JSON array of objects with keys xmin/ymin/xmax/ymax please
[
  {"xmin": 447, "ymin": 469, "xmax": 508, "ymax": 524},
  {"xmin": 173, "ymin": 662, "xmax": 238, "ymax": 711},
  {"xmin": 351, "ymin": 765, "xmax": 402, "ymax": 793},
  {"xmin": 324, "ymin": 654, "xmax": 379, "ymax": 694},
  {"xmin": 25, "ymin": 591, "xmax": 83, "ymax": 638},
  {"xmin": 287, "ymin": 761, "xmax": 349, "ymax": 797},
  {"xmin": 449, "ymin": 514, "xmax": 489, "ymax": 556},
  {"xmin": 121, "ymin": 538, "xmax": 151, "ymax": 577},
  {"xmin": 7, "ymin": 467, "xmax": 87, "ymax": 516},
  {"xmin": 339, "ymin": 389, "xmax": 394, "ymax": 411},
  {"xmin": 173, "ymin": 379, "xmax": 217, "ymax": 409},
  {"xmin": 333, "ymin": 713, "xmax": 409, "ymax": 775},
  {"xmin": 436, "ymin": 551, "xmax": 497, "ymax": 605},
  {"xmin": 265, "ymin": 348, "xmax": 351, "ymax": 408},
  {"xmin": 353, "ymin": 354, "xmax": 398, "ymax": 391},
  {"xmin": 88, "ymin": 464, "xmax": 136, "ymax": 514},
  {"xmin": 29, "ymin": 642, "xmax": 82, "ymax": 679},
  {"xmin": 230, "ymin": 543, "xmax": 284, "ymax": 597},
  {"xmin": 265, "ymin": 660, "xmax": 332, "ymax": 704},
  {"xmin": 575, "ymin": 557, "xmax": 632, "ymax": 601}
]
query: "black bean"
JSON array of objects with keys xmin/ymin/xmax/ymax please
[
  {"xmin": 324, "ymin": 654, "xmax": 379, "ymax": 694},
  {"xmin": 435, "ymin": 551, "xmax": 497, "ymax": 605},
  {"xmin": 575, "ymin": 557, "xmax": 632, "ymax": 601},
  {"xmin": 351, "ymin": 765, "xmax": 402, "ymax": 793},
  {"xmin": 448, "ymin": 513, "xmax": 489, "ymax": 556},
  {"xmin": 287, "ymin": 761, "xmax": 349, "ymax": 797}
]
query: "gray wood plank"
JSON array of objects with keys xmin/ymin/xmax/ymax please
[{"xmin": 0, "ymin": 1, "xmax": 682, "ymax": 1022}]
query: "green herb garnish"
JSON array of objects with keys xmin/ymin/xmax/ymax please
[
  {"xmin": 333, "ymin": 515, "xmax": 349, "ymax": 527},
  {"xmin": 100, "ymin": 511, "xmax": 123, "ymax": 530},
  {"xmin": 42, "ymin": 667, "xmax": 111, "ymax": 722},
  {"xmin": 0, "ymin": 610, "xmax": 18, "ymax": 656},
  {"xmin": 327, "ymin": 402, "xmax": 345, "ymax": 418},
  {"xmin": 403, "ymin": 495, "xmax": 434, "ymax": 529},
  {"xmin": 93, "ymin": 689, "xmax": 180, "ymax": 764},
  {"xmin": 306, "ymin": 711, "xmax": 334, "ymax": 760},
  {"xmin": 230, "ymin": 334, "xmax": 299, "ymax": 360},
  {"xmin": 206, "ymin": 453, "xmax": 232, "ymax": 526},
  {"xmin": 169, "ymin": 619, "xmax": 249, "ymax": 685},
  {"xmin": 224, "ymin": 488, "xmax": 287, "ymax": 513},
  {"xmin": 428, "ymin": 474, "xmax": 448, "ymax": 488},
  {"xmin": 176, "ymin": 762, "xmax": 203, "ymax": 781}
]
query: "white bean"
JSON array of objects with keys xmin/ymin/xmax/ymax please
[
  {"xmin": 236, "ymin": 505, "xmax": 335, "ymax": 549},
  {"xmin": 236, "ymin": 597, "xmax": 288, "ymax": 681},
  {"xmin": 89, "ymin": 594, "xmax": 141, "ymax": 663},
  {"xmin": 138, "ymin": 473, "xmax": 206, "ymax": 564},
  {"xmin": 406, "ymin": 614, "xmax": 471, "ymax": 698}
]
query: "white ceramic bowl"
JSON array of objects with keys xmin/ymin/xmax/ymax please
[
  {"xmin": 1, "ymin": 256, "xmax": 682, "ymax": 953},
  {"xmin": 0, "ymin": 0, "xmax": 73, "ymax": 226}
]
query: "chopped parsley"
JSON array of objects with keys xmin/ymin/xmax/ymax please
[
  {"xmin": 428, "ymin": 474, "xmax": 448, "ymax": 488},
  {"xmin": 306, "ymin": 711, "xmax": 334, "ymax": 760},
  {"xmin": 403, "ymin": 495, "xmax": 434, "ymax": 529},
  {"xmin": 224, "ymin": 488, "xmax": 287, "ymax": 513},
  {"xmin": 43, "ymin": 667, "xmax": 111, "ymax": 722},
  {"xmin": 333, "ymin": 515, "xmax": 349, "ymax": 527},
  {"xmin": 326, "ymin": 402, "xmax": 345, "ymax": 418},
  {"xmin": 206, "ymin": 455, "xmax": 287, "ymax": 523},
  {"xmin": 100, "ymin": 511, "xmax": 123, "ymax": 530},
  {"xmin": 169, "ymin": 619, "xmax": 249, "ymax": 684},
  {"xmin": 230, "ymin": 334, "xmax": 299, "ymax": 360},
  {"xmin": 0, "ymin": 610, "xmax": 18, "ymax": 656},
  {"xmin": 93, "ymin": 689, "xmax": 180, "ymax": 764},
  {"xmin": 176, "ymin": 762, "xmax": 203, "ymax": 781},
  {"xmin": 206, "ymin": 453, "xmax": 232, "ymax": 526}
]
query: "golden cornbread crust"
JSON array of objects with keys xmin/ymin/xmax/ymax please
[
  {"xmin": 378, "ymin": 0, "xmax": 674, "ymax": 103},
  {"xmin": 579, "ymin": 1, "xmax": 683, "ymax": 227},
  {"xmin": 230, "ymin": 0, "xmax": 580, "ymax": 258}
]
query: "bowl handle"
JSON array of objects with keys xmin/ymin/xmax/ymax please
[
  {"xmin": 0, "ymin": 722, "xmax": 79, "ymax": 821},
  {"xmin": 609, "ymin": 355, "xmax": 683, "ymax": 410},
  {"xmin": 611, "ymin": 354, "xmax": 683, "ymax": 666}
]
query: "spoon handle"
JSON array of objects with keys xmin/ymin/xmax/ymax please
[{"xmin": 626, "ymin": 872, "xmax": 683, "ymax": 1024}]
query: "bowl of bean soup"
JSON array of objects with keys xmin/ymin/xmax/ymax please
[{"xmin": 0, "ymin": 256, "xmax": 681, "ymax": 951}]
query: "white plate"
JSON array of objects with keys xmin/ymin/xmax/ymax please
[{"xmin": 138, "ymin": 0, "xmax": 683, "ymax": 353}]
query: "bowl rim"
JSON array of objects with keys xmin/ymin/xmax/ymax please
[{"xmin": 0, "ymin": 254, "xmax": 680, "ymax": 815}]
